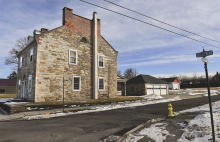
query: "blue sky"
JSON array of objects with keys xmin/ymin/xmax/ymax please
[{"xmin": 0, "ymin": 0, "xmax": 220, "ymax": 78}]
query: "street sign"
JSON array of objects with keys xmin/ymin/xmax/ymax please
[{"xmin": 196, "ymin": 50, "xmax": 213, "ymax": 58}]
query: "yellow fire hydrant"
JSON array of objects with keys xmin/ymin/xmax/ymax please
[{"xmin": 168, "ymin": 103, "xmax": 174, "ymax": 118}]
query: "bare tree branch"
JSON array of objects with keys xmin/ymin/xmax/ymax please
[{"xmin": 4, "ymin": 37, "xmax": 27, "ymax": 72}]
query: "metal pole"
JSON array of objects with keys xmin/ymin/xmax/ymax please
[
  {"xmin": 63, "ymin": 77, "xmax": 64, "ymax": 112},
  {"xmin": 204, "ymin": 62, "xmax": 215, "ymax": 142}
]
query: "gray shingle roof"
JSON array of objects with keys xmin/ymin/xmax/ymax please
[
  {"xmin": 127, "ymin": 74, "xmax": 168, "ymax": 84},
  {"xmin": 160, "ymin": 77, "xmax": 177, "ymax": 83}
]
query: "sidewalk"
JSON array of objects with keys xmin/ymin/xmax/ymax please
[{"xmin": 0, "ymin": 94, "xmax": 202, "ymax": 122}]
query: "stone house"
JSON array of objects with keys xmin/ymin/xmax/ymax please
[
  {"xmin": 160, "ymin": 77, "xmax": 180, "ymax": 90},
  {"xmin": 16, "ymin": 7, "xmax": 118, "ymax": 102},
  {"xmin": 125, "ymin": 74, "xmax": 169, "ymax": 96},
  {"xmin": 0, "ymin": 79, "xmax": 16, "ymax": 94}
]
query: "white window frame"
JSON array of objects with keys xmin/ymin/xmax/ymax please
[
  {"xmin": 28, "ymin": 75, "xmax": 32, "ymax": 92},
  {"xmin": 98, "ymin": 77, "xmax": 105, "ymax": 91},
  {"xmin": 72, "ymin": 76, "xmax": 81, "ymax": 91},
  {"xmin": 98, "ymin": 55, "xmax": 104, "ymax": 68},
  {"xmin": 19, "ymin": 56, "xmax": 22, "ymax": 68},
  {"xmin": 30, "ymin": 47, "xmax": 34, "ymax": 63},
  {"xmin": 69, "ymin": 49, "xmax": 77, "ymax": 65}
]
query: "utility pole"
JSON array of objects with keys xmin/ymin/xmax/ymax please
[{"xmin": 196, "ymin": 48, "xmax": 215, "ymax": 142}]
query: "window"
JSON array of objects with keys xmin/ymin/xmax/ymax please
[
  {"xmin": 30, "ymin": 47, "xmax": 33, "ymax": 63},
  {"xmin": 28, "ymin": 75, "xmax": 32, "ymax": 92},
  {"xmin": 18, "ymin": 79, "xmax": 21, "ymax": 91},
  {"xmin": 98, "ymin": 77, "xmax": 105, "ymax": 91},
  {"xmin": 72, "ymin": 76, "xmax": 81, "ymax": 91},
  {"xmin": 79, "ymin": 37, "xmax": 89, "ymax": 44},
  {"xmin": 69, "ymin": 49, "xmax": 77, "ymax": 65},
  {"xmin": 20, "ymin": 56, "xmax": 22, "ymax": 68},
  {"xmin": 98, "ymin": 55, "xmax": 104, "ymax": 68},
  {"xmin": 0, "ymin": 89, "xmax": 5, "ymax": 93}
]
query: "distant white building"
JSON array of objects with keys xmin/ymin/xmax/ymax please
[{"xmin": 160, "ymin": 77, "xmax": 180, "ymax": 90}]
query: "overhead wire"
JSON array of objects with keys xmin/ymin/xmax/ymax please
[
  {"xmin": 80, "ymin": 0, "xmax": 220, "ymax": 49},
  {"xmin": 104, "ymin": 0, "xmax": 220, "ymax": 44}
]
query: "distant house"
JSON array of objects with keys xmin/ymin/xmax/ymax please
[
  {"xmin": 210, "ymin": 72, "xmax": 220, "ymax": 83},
  {"xmin": 160, "ymin": 77, "xmax": 180, "ymax": 90},
  {"xmin": 0, "ymin": 79, "xmax": 16, "ymax": 94},
  {"xmin": 117, "ymin": 74, "xmax": 127, "ymax": 96},
  {"xmin": 125, "ymin": 74, "xmax": 169, "ymax": 96}
]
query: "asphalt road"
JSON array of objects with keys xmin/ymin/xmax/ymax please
[{"xmin": 1, "ymin": 95, "xmax": 220, "ymax": 142}]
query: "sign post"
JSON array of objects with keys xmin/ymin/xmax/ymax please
[{"xmin": 196, "ymin": 48, "xmax": 215, "ymax": 142}]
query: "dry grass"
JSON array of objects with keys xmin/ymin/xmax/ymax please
[
  {"xmin": 25, "ymin": 96, "xmax": 143, "ymax": 107},
  {"xmin": 0, "ymin": 94, "xmax": 16, "ymax": 98}
]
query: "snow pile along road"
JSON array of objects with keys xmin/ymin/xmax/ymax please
[{"xmin": 22, "ymin": 96, "xmax": 181, "ymax": 120}]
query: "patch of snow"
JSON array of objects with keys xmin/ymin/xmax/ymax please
[
  {"xmin": 141, "ymin": 93, "xmax": 163, "ymax": 100},
  {"xmin": 123, "ymin": 134, "xmax": 144, "ymax": 142},
  {"xmin": 124, "ymin": 123, "xmax": 175, "ymax": 142}
]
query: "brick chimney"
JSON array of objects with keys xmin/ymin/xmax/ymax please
[{"xmin": 62, "ymin": 7, "xmax": 73, "ymax": 26}]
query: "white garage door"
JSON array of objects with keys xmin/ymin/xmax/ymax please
[
  {"xmin": 154, "ymin": 85, "xmax": 160, "ymax": 95},
  {"xmin": 173, "ymin": 83, "xmax": 179, "ymax": 90},
  {"xmin": 161, "ymin": 85, "xmax": 167, "ymax": 95},
  {"xmin": 146, "ymin": 85, "xmax": 153, "ymax": 95}
]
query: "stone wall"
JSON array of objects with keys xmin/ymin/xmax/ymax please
[
  {"xmin": 35, "ymin": 26, "xmax": 117, "ymax": 102},
  {"xmin": 16, "ymin": 41, "xmax": 37, "ymax": 101}
]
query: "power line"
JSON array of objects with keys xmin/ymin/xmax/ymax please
[
  {"xmin": 80, "ymin": 0, "xmax": 220, "ymax": 49},
  {"xmin": 104, "ymin": 0, "xmax": 220, "ymax": 44}
]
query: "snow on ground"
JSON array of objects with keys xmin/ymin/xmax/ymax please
[
  {"xmin": 22, "ymin": 96, "xmax": 181, "ymax": 120},
  {"xmin": 124, "ymin": 96, "xmax": 220, "ymax": 142},
  {"xmin": 141, "ymin": 93, "xmax": 163, "ymax": 100}
]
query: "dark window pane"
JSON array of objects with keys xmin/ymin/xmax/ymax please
[
  {"xmin": 99, "ymin": 79, "xmax": 104, "ymax": 89},
  {"xmin": 74, "ymin": 84, "xmax": 79, "ymax": 90},
  {"xmin": 74, "ymin": 78, "xmax": 79, "ymax": 83},
  {"xmin": 0, "ymin": 89, "xmax": 5, "ymax": 93}
]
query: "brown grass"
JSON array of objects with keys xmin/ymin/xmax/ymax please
[
  {"xmin": 0, "ymin": 94, "xmax": 16, "ymax": 98},
  {"xmin": 25, "ymin": 96, "xmax": 143, "ymax": 107}
]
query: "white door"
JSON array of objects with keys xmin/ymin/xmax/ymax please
[
  {"xmin": 161, "ymin": 85, "xmax": 167, "ymax": 95},
  {"xmin": 146, "ymin": 85, "xmax": 153, "ymax": 95},
  {"xmin": 21, "ymin": 81, "xmax": 26, "ymax": 99},
  {"xmin": 154, "ymin": 85, "xmax": 160, "ymax": 95}
]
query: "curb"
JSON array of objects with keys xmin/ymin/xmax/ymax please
[{"xmin": 117, "ymin": 117, "xmax": 166, "ymax": 142}]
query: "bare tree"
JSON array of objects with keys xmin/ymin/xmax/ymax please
[
  {"xmin": 5, "ymin": 37, "xmax": 27, "ymax": 71},
  {"xmin": 124, "ymin": 68, "xmax": 138, "ymax": 79},
  {"xmin": 7, "ymin": 71, "xmax": 17, "ymax": 79},
  {"xmin": 117, "ymin": 70, "xmax": 122, "ymax": 75}
]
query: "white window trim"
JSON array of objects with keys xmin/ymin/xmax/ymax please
[
  {"xmin": 69, "ymin": 49, "xmax": 77, "ymax": 65},
  {"xmin": 28, "ymin": 75, "xmax": 32, "ymax": 92},
  {"xmin": 98, "ymin": 77, "xmax": 105, "ymax": 91},
  {"xmin": 72, "ymin": 76, "xmax": 81, "ymax": 91},
  {"xmin": 29, "ymin": 47, "xmax": 34, "ymax": 63},
  {"xmin": 98, "ymin": 55, "xmax": 104, "ymax": 68},
  {"xmin": 19, "ymin": 56, "xmax": 22, "ymax": 68}
]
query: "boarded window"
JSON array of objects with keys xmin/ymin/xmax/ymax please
[
  {"xmin": 69, "ymin": 50, "xmax": 77, "ymax": 65},
  {"xmin": 98, "ymin": 55, "xmax": 104, "ymax": 68},
  {"xmin": 72, "ymin": 76, "xmax": 81, "ymax": 91},
  {"xmin": 99, "ymin": 78, "xmax": 105, "ymax": 90}
]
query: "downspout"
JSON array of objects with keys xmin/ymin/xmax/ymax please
[{"xmin": 93, "ymin": 12, "xmax": 98, "ymax": 99}]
